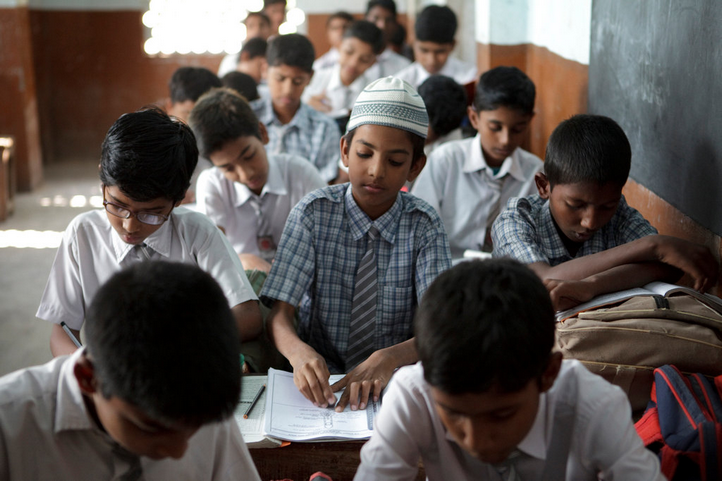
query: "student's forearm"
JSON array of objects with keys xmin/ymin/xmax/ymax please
[
  {"xmin": 583, "ymin": 262, "xmax": 681, "ymax": 298},
  {"xmin": 376, "ymin": 338, "xmax": 418, "ymax": 370},
  {"xmin": 266, "ymin": 301, "xmax": 307, "ymax": 359},
  {"xmin": 232, "ymin": 300, "xmax": 263, "ymax": 342},
  {"xmin": 50, "ymin": 324, "xmax": 81, "ymax": 357}
]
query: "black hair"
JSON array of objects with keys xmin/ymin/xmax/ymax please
[
  {"xmin": 327, "ymin": 11, "xmax": 354, "ymax": 27},
  {"xmin": 545, "ymin": 114, "xmax": 632, "ymax": 188},
  {"xmin": 388, "ymin": 22, "xmax": 406, "ymax": 49},
  {"xmin": 415, "ymin": 258, "xmax": 555, "ymax": 395},
  {"xmin": 473, "ymin": 66, "xmax": 535, "ymax": 114},
  {"xmin": 245, "ymin": 10, "xmax": 271, "ymax": 27},
  {"xmin": 222, "ymin": 72, "xmax": 260, "ymax": 102},
  {"xmin": 85, "ymin": 261, "xmax": 241, "ymax": 427},
  {"xmin": 240, "ymin": 37, "xmax": 268, "ymax": 60},
  {"xmin": 418, "ymin": 75, "xmax": 467, "ymax": 138},
  {"xmin": 100, "ymin": 107, "xmax": 197, "ymax": 203},
  {"xmin": 366, "ymin": 0, "xmax": 396, "ymax": 18},
  {"xmin": 263, "ymin": 0, "xmax": 286, "ymax": 7},
  {"xmin": 344, "ymin": 127, "xmax": 425, "ymax": 164},
  {"xmin": 188, "ymin": 88, "xmax": 261, "ymax": 158},
  {"xmin": 343, "ymin": 20, "xmax": 385, "ymax": 55},
  {"xmin": 266, "ymin": 34, "xmax": 315, "ymax": 73},
  {"xmin": 168, "ymin": 67, "xmax": 223, "ymax": 104},
  {"xmin": 415, "ymin": 5, "xmax": 457, "ymax": 44}
]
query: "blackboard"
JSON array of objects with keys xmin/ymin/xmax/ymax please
[{"xmin": 589, "ymin": 0, "xmax": 722, "ymax": 235}]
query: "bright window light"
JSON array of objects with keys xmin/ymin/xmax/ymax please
[{"xmin": 0, "ymin": 230, "xmax": 63, "ymax": 249}]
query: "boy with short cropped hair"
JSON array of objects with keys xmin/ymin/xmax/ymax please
[
  {"xmin": 38, "ymin": 107, "xmax": 262, "ymax": 356},
  {"xmin": 222, "ymin": 71, "xmax": 260, "ymax": 101},
  {"xmin": 263, "ymin": 0, "xmax": 286, "ymax": 36},
  {"xmin": 395, "ymin": 5, "xmax": 477, "ymax": 89},
  {"xmin": 237, "ymin": 37, "xmax": 268, "ymax": 85},
  {"xmin": 166, "ymin": 66, "xmax": 223, "ymax": 122},
  {"xmin": 492, "ymin": 114, "xmax": 718, "ymax": 310},
  {"xmin": 314, "ymin": 11, "xmax": 355, "ymax": 71},
  {"xmin": 355, "ymin": 258, "xmax": 664, "ymax": 480},
  {"xmin": 3, "ymin": 262, "xmax": 261, "ymax": 480},
  {"xmin": 217, "ymin": 11, "xmax": 272, "ymax": 77},
  {"xmin": 190, "ymin": 87, "xmax": 325, "ymax": 262},
  {"xmin": 251, "ymin": 33, "xmax": 342, "ymax": 183},
  {"xmin": 304, "ymin": 20, "xmax": 385, "ymax": 130},
  {"xmin": 364, "ymin": 0, "xmax": 411, "ymax": 77},
  {"xmin": 261, "ymin": 77, "xmax": 451, "ymax": 413},
  {"xmin": 416, "ymin": 74, "xmax": 467, "ymax": 155},
  {"xmin": 412, "ymin": 67, "xmax": 542, "ymax": 259}
]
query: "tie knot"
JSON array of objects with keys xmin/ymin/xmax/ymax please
[{"xmin": 367, "ymin": 226, "xmax": 379, "ymax": 241}]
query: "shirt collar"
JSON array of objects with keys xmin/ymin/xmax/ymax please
[
  {"xmin": 259, "ymin": 96, "xmax": 313, "ymax": 132},
  {"xmin": 344, "ymin": 184, "xmax": 402, "ymax": 244},
  {"xmin": 463, "ymin": 134, "xmax": 527, "ymax": 182},
  {"xmin": 232, "ymin": 155, "xmax": 287, "ymax": 207},
  {"xmin": 108, "ymin": 211, "xmax": 174, "ymax": 261},
  {"xmin": 55, "ymin": 348, "xmax": 96, "ymax": 433}
]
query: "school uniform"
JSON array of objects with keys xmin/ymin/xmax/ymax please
[
  {"xmin": 394, "ymin": 57, "xmax": 478, "ymax": 90},
  {"xmin": 302, "ymin": 63, "xmax": 374, "ymax": 119},
  {"xmin": 36, "ymin": 208, "xmax": 257, "ymax": 331},
  {"xmin": 423, "ymin": 128, "xmax": 463, "ymax": 156},
  {"xmin": 366, "ymin": 48, "xmax": 412, "ymax": 80},
  {"xmin": 412, "ymin": 137, "xmax": 543, "ymax": 259},
  {"xmin": 217, "ymin": 51, "xmax": 240, "ymax": 77},
  {"xmin": 0, "ymin": 349, "xmax": 261, "ymax": 481},
  {"xmin": 313, "ymin": 47, "xmax": 340, "ymax": 71},
  {"xmin": 355, "ymin": 360, "xmax": 664, "ymax": 481},
  {"xmin": 260, "ymin": 184, "xmax": 451, "ymax": 373},
  {"xmin": 196, "ymin": 153, "xmax": 326, "ymax": 259},
  {"xmin": 251, "ymin": 97, "xmax": 341, "ymax": 182},
  {"xmin": 491, "ymin": 194, "xmax": 658, "ymax": 265}
]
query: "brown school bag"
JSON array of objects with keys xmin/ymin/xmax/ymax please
[{"xmin": 556, "ymin": 294, "xmax": 722, "ymax": 413}]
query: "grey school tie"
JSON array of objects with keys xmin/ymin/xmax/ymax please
[
  {"xmin": 249, "ymin": 195, "xmax": 276, "ymax": 262},
  {"xmin": 346, "ymin": 226, "xmax": 380, "ymax": 371}
]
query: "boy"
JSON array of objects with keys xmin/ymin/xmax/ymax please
[
  {"xmin": 364, "ymin": 0, "xmax": 411, "ymax": 77},
  {"xmin": 261, "ymin": 77, "xmax": 452, "ymax": 413},
  {"xmin": 217, "ymin": 11, "xmax": 272, "ymax": 77},
  {"xmin": 304, "ymin": 21, "xmax": 385, "ymax": 131},
  {"xmin": 492, "ymin": 114, "xmax": 718, "ymax": 310},
  {"xmin": 237, "ymin": 37, "xmax": 268, "ymax": 85},
  {"xmin": 314, "ymin": 11, "xmax": 355, "ymax": 71},
  {"xmin": 189, "ymin": 87, "xmax": 325, "ymax": 262},
  {"xmin": 222, "ymin": 71, "xmax": 259, "ymax": 101},
  {"xmin": 251, "ymin": 33, "xmax": 342, "ymax": 183},
  {"xmin": 263, "ymin": 0, "xmax": 286, "ymax": 36},
  {"xmin": 166, "ymin": 66, "xmax": 222, "ymax": 123},
  {"xmin": 38, "ymin": 107, "xmax": 262, "ymax": 356},
  {"xmin": 355, "ymin": 259, "xmax": 664, "ymax": 480},
  {"xmin": 416, "ymin": 74, "xmax": 467, "ymax": 155},
  {"xmin": 412, "ymin": 67, "xmax": 542, "ymax": 259},
  {"xmin": 395, "ymin": 5, "xmax": 477, "ymax": 89},
  {"xmin": 1, "ymin": 262, "xmax": 261, "ymax": 480}
]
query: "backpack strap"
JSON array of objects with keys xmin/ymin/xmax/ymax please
[{"xmin": 689, "ymin": 374, "xmax": 722, "ymax": 422}]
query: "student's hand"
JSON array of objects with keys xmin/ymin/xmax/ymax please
[
  {"xmin": 653, "ymin": 236, "xmax": 719, "ymax": 291},
  {"xmin": 544, "ymin": 278, "xmax": 597, "ymax": 312},
  {"xmin": 308, "ymin": 93, "xmax": 332, "ymax": 113},
  {"xmin": 331, "ymin": 349, "xmax": 397, "ymax": 412},
  {"xmin": 288, "ymin": 345, "xmax": 337, "ymax": 408}
]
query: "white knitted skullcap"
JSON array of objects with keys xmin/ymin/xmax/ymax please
[{"xmin": 346, "ymin": 76, "xmax": 429, "ymax": 139}]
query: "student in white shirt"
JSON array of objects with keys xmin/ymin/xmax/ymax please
[
  {"xmin": 304, "ymin": 21, "xmax": 385, "ymax": 131},
  {"xmin": 38, "ymin": 108, "xmax": 262, "ymax": 356},
  {"xmin": 411, "ymin": 67, "xmax": 543, "ymax": 259},
  {"xmin": 2, "ymin": 262, "xmax": 261, "ymax": 481},
  {"xmin": 218, "ymin": 11, "xmax": 272, "ymax": 78},
  {"xmin": 364, "ymin": 0, "xmax": 411, "ymax": 78},
  {"xmin": 190, "ymin": 87, "xmax": 325, "ymax": 263},
  {"xmin": 314, "ymin": 11, "xmax": 354, "ymax": 71},
  {"xmin": 355, "ymin": 259, "xmax": 664, "ymax": 481},
  {"xmin": 416, "ymin": 74, "xmax": 468, "ymax": 157},
  {"xmin": 394, "ymin": 5, "xmax": 477, "ymax": 89}
]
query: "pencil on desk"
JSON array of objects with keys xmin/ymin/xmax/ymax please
[
  {"xmin": 243, "ymin": 384, "xmax": 266, "ymax": 419},
  {"xmin": 60, "ymin": 321, "xmax": 82, "ymax": 348}
]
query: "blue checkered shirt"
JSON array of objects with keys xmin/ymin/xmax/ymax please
[
  {"xmin": 251, "ymin": 97, "xmax": 341, "ymax": 182},
  {"xmin": 491, "ymin": 194, "xmax": 658, "ymax": 266},
  {"xmin": 261, "ymin": 184, "xmax": 452, "ymax": 373}
]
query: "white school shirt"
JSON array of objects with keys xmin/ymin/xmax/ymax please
[
  {"xmin": 36, "ymin": 208, "xmax": 257, "ymax": 331},
  {"xmin": 355, "ymin": 361, "xmax": 664, "ymax": 481},
  {"xmin": 424, "ymin": 128, "xmax": 463, "ymax": 156},
  {"xmin": 302, "ymin": 63, "xmax": 374, "ymax": 119},
  {"xmin": 314, "ymin": 47, "xmax": 340, "ymax": 71},
  {"xmin": 0, "ymin": 349, "xmax": 262, "ymax": 481},
  {"xmin": 366, "ymin": 48, "xmax": 412, "ymax": 80},
  {"xmin": 411, "ymin": 135, "xmax": 543, "ymax": 259},
  {"xmin": 196, "ymin": 153, "xmax": 326, "ymax": 256},
  {"xmin": 394, "ymin": 57, "xmax": 478, "ymax": 90},
  {"xmin": 218, "ymin": 52, "xmax": 240, "ymax": 77}
]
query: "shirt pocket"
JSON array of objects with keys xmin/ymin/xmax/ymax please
[{"xmin": 377, "ymin": 285, "xmax": 416, "ymax": 348}]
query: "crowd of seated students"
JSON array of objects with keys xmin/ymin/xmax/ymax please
[{"xmin": 1, "ymin": 0, "xmax": 719, "ymax": 479}]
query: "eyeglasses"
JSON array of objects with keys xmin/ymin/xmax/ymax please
[{"xmin": 102, "ymin": 198, "xmax": 171, "ymax": 226}]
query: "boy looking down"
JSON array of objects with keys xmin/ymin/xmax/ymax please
[{"xmin": 261, "ymin": 77, "xmax": 451, "ymax": 412}]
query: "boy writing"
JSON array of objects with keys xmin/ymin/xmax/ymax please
[
  {"xmin": 1, "ymin": 262, "xmax": 261, "ymax": 480},
  {"xmin": 364, "ymin": 0, "xmax": 411, "ymax": 77},
  {"xmin": 355, "ymin": 258, "xmax": 664, "ymax": 480},
  {"xmin": 412, "ymin": 67, "xmax": 542, "ymax": 259},
  {"xmin": 314, "ymin": 11, "xmax": 355, "ymax": 71},
  {"xmin": 395, "ymin": 5, "xmax": 477, "ymax": 89},
  {"xmin": 261, "ymin": 77, "xmax": 451, "ymax": 412},
  {"xmin": 251, "ymin": 33, "xmax": 342, "ymax": 183},
  {"xmin": 492, "ymin": 114, "xmax": 718, "ymax": 310},
  {"xmin": 38, "ymin": 107, "xmax": 262, "ymax": 356},
  {"xmin": 304, "ymin": 20, "xmax": 386, "ymax": 131},
  {"xmin": 190, "ymin": 87, "xmax": 325, "ymax": 263}
]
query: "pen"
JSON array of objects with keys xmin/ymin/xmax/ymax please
[
  {"xmin": 243, "ymin": 384, "xmax": 266, "ymax": 419},
  {"xmin": 60, "ymin": 321, "xmax": 82, "ymax": 348}
]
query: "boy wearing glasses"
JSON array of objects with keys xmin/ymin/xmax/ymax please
[{"xmin": 38, "ymin": 107, "xmax": 262, "ymax": 356}]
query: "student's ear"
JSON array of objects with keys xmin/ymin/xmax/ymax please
[
  {"xmin": 539, "ymin": 352, "xmax": 563, "ymax": 393},
  {"xmin": 74, "ymin": 353, "xmax": 99, "ymax": 395},
  {"xmin": 259, "ymin": 122, "xmax": 270, "ymax": 145},
  {"xmin": 535, "ymin": 172, "xmax": 551, "ymax": 199},
  {"xmin": 467, "ymin": 106, "xmax": 480, "ymax": 131},
  {"xmin": 340, "ymin": 136, "xmax": 350, "ymax": 169},
  {"xmin": 407, "ymin": 154, "xmax": 427, "ymax": 182}
]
